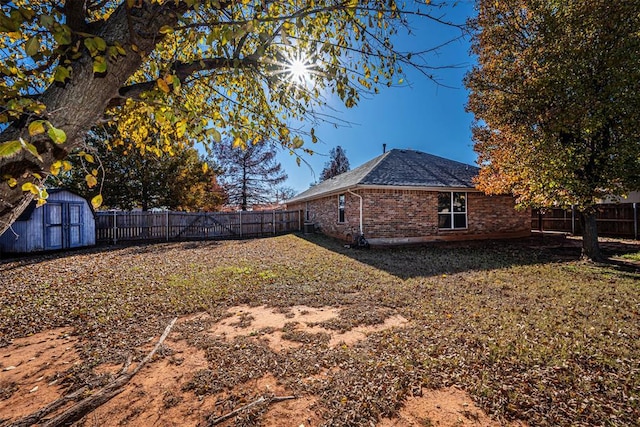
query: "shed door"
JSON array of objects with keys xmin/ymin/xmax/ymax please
[
  {"xmin": 44, "ymin": 203, "xmax": 63, "ymax": 250},
  {"xmin": 67, "ymin": 203, "xmax": 83, "ymax": 248},
  {"xmin": 44, "ymin": 202, "xmax": 84, "ymax": 250}
]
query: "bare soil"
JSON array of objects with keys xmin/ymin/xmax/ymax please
[{"xmin": 1, "ymin": 306, "xmax": 522, "ymax": 426}]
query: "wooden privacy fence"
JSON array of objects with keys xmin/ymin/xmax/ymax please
[
  {"xmin": 531, "ymin": 203, "xmax": 638, "ymax": 239},
  {"xmin": 95, "ymin": 210, "xmax": 302, "ymax": 244}
]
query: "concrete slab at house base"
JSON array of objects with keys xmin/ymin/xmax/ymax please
[{"xmin": 366, "ymin": 229, "xmax": 532, "ymax": 246}]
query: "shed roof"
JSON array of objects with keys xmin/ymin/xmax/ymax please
[
  {"xmin": 288, "ymin": 149, "xmax": 479, "ymax": 203},
  {"xmin": 16, "ymin": 189, "xmax": 91, "ymax": 221}
]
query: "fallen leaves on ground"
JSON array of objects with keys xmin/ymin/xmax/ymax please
[{"xmin": 0, "ymin": 234, "xmax": 639, "ymax": 426}]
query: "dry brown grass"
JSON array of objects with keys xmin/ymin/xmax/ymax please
[{"xmin": 1, "ymin": 233, "xmax": 639, "ymax": 426}]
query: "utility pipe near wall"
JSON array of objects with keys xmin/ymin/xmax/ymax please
[
  {"xmin": 634, "ymin": 202, "xmax": 637, "ymax": 240},
  {"xmin": 347, "ymin": 189, "xmax": 363, "ymax": 236}
]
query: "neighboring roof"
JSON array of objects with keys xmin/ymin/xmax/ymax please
[
  {"xmin": 599, "ymin": 191, "xmax": 640, "ymax": 204},
  {"xmin": 288, "ymin": 149, "xmax": 479, "ymax": 203}
]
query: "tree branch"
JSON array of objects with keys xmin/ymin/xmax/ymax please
[
  {"xmin": 107, "ymin": 56, "xmax": 262, "ymax": 108},
  {"xmin": 65, "ymin": 0, "xmax": 89, "ymax": 32},
  {"xmin": 12, "ymin": 317, "xmax": 179, "ymax": 427},
  {"xmin": 208, "ymin": 395, "xmax": 296, "ymax": 425}
]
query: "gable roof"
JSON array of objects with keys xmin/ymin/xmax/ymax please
[{"xmin": 288, "ymin": 149, "xmax": 479, "ymax": 203}]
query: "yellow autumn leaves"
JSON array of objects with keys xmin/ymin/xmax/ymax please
[
  {"xmin": 156, "ymin": 74, "xmax": 181, "ymax": 94},
  {"xmin": 0, "ymin": 120, "xmax": 66, "ymax": 166},
  {"xmin": 0, "ymin": 119, "xmax": 104, "ymax": 208}
]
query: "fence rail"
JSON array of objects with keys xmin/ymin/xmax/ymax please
[
  {"xmin": 531, "ymin": 203, "xmax": 638, "ymax": 239},
  {"xmin": 96, "ymin": 210, "xmax": 302, "ymax": 244}
]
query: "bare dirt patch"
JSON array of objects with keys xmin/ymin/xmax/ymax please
[
  {"xmin": 0, "ymin": 309, "xmax": 507, "ymax": 427},
  {"xmin": 209, "ymin": 305, "xmax": 409, "ymax": 351},
  {"xmin": 2, "ymin": 235, "xmax": 638, "ymax": 426},
  {"xmin": 379, "ymin": 388, "xmax": 528, "ymax": 427},
  {"xmin": 0, "ymin": 328, "xmax": 79, "ymax": 421}
]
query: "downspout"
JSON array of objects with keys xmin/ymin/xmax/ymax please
[
  {"xmin": 347, "ymin": 189, "xmax": 363, "ymax": 236},
  {"xmin": 634, "ymin": 202, "xmax": 637, "ymax": 240}
]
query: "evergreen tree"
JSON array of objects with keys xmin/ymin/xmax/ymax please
[{"xmin": 55, "ymin": 128, "xmax": 225, "ymax": 211}]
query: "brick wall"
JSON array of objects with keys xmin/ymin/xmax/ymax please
[
  {"xmin": 288, "ymin": 188, "xmax": 530, "ymax": 244},
  {"xmin": 289, "ymin": 192, "xmax": 362, "ymax": 240},
  {"xmin": 467, "ymin": 192, "xmax": 530, "ymax": 235},
  {"xmin": 361, "ymin": 189, "xmax": 439, "ymax": 238}
]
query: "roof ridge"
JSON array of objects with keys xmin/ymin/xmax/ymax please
[
  {"xmin": 414, "ymin": 151, "xmax": 478, "ymax": 186},
  {"xmin": 387, "ymin": 148, "xmax": 478, "ymax": 170},
  {"xmin": 421, "ymin": 150, "xmax": 478, "ymax": 169},
  {"xmin": 359, "ymin": 150, "xmax": 392, "ymax": 183}
]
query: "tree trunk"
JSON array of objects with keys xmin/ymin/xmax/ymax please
[
  {"xmin": 241, "ymin": 165, "xmax": 248, "ymax": 211},
  {"xmin": 0, "ymin": 2, "xmax": 184, "ymax": 236},
  {"xmin": 579, "ymin": 210, "xmax": 604, "ymax": 262}
]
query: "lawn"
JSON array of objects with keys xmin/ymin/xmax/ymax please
[{"xmin": 0, "ymin": 234, "xmax": 639, "ymax": 426}]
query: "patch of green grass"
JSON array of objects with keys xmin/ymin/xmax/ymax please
[{"xmin": 620, "ymin": 251, "xmax": 640, "ymax": 261}]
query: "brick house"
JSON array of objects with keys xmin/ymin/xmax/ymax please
[{"xmin": 286, "ymin": 149, "xmax": 531, "ymax": 245}]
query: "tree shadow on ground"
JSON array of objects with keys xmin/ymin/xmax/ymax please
[
  {"xmin": 0, "ymin": 234, "xmax": 297, "ymax": 272},
  {"xmin": 297, "ymin": 232, "xmax": 640, "ymax": 279},
  {"xmin": 0, "ymin": 239, "xmax": 222, "ymax": 272}
]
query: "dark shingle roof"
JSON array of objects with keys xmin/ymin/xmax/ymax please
[{"xmin": 288, "ymin": 149, "xmax": 479, "ymax": 203}]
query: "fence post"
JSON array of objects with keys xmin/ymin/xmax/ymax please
[
  {"xmin": 538, "ymin": 210, "xmax": 543, "ymax": 232},
  {"xmin": 634, "ymin": 202, "xmax": 638, "ymax": 240},
  {"xmin": 273, "ymin": 211, "xmax": 276, "ymax": 235},
  {"xmin": 113, "ymin": 210, "xmax": 117, "ymax": 244},
  {"xmin": 571, "ymin": 205, "xmax": 576, "ymax": 235},
  {"xmin": 166, "ymin": 210, "xmax": 169, "ymax": 241},
  {"xmin": 239, "ymin": 210, "xmax": 242, "ymax": 238}
]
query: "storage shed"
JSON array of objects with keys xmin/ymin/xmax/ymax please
[{"xmin": 0, "ymin": 189, "xmax": 96, "ymax": 254}]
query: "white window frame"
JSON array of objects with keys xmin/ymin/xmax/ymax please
[
  {"xmin": 338, "ymin": 194, "xmax": 346, "ymax": 223},
  {"xmin": 438, "ymin": 192, "xmax": 467, "ymax": 230}
]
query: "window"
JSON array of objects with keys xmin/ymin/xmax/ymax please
[
  {"xmin": 438, "ymin": 192, "xmax": 467, "ymax": 229},
  {"xmin": 338, "ymin": 194, "xmax": 346, "ymax": 222},
  {"xmin": 305, "ymin": 201, "xmax": 311, "ymax": 221}
]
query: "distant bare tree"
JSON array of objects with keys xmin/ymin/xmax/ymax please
[
  {"xmin": 273, "ymin": 186, "xmax": 296, "ymax": 204},
  {"xmin": 320, "ymin": 146, "xmax": 350, "ymax": 181},
  {"xmin": 214, "ymin": 142, "xmax": 287, "ymax": 211}
]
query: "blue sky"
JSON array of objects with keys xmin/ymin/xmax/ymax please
[{"xmin": 279, "ymin": 1, "xmax": 478, "ymax": 194}]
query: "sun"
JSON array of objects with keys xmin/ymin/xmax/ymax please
[
  {"xmin": 288, "ymin": 58, "xmax": 310, "ymax": 83},
  {"xmin": 285, "ymin": 51, "xmax": 313, "ymax": 85}
]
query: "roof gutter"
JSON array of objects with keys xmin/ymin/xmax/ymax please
[
  {"xmin": 356, "ymin": 184, "xmax": 479, "ymax": 192},
  {"xmin": 288, "ymin": 185, "xmax": 360, "ymax": 205},
  {"xmin": 347, "ymin": 189, "xmax": 363, "ymax": 236},
  {"xmin": 287, "ymin": 183, "xmax": 480, "ymax": 204}
]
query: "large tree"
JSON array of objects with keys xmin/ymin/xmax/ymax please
[
  {"xmin": 214, "ymin": 141, "xmax": 286, "ymax": 211},
  {"xmin": 54, "ymin": 128, "xmax": 225, "ymax": 211},
  {"xmin": 465, "ymin": 0, "xmax": 640, "ymax": 261},
  {"xmin": 319, "ymin": 145, "xmax": 350, "ymax": 181},
  {"xmin": 0, "ymin": 0, "xmax": 459, "ymax": 235}
]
